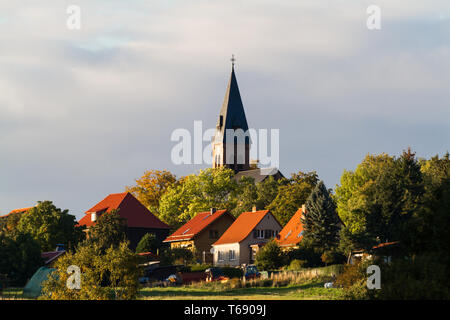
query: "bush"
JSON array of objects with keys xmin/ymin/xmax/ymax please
[
  {"xmin": 135, "ymin": 233, "xmax": 159, "ymax": 254},
  {"xmin": 255, "ymin": 241, "xmax": 287, "ymax": 271},
  {"xmin": 286, "ymin": 241, "xmax": 323, "ymax": 268},
  {"xmin": 40, "ymin": 241, "xmax": 140, "ymax": 300},
  {"xmin": 377, "ymin": 254, "xmax": 450, "ymax": 300},
  {"xmin": 287, "ymin": 259, "xmax": 307, "ymax": 270},
  {"xmin": 221, "ymin": 267, "xmax": 243, "ymax": 279},
  {"xmin": 189, "ymin": 264, "xmax": 212, "ymax": 272},
  {"xmin": 159, "ymin": 247, "xmax": 194, "ymax": 266}
]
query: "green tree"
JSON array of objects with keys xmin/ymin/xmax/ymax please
[
  {"xmin": 16, "ymin": 201, "xmax": 84, "ymax": 251},
  {"xmin": 86, "ymin": 211, "xmax": 127, "ymax": 251},
  {"xmin": 335, "ymin": 150, "xmax": 425, "ymax": 252},
  {"xmin": 302, "ymin": 181, "xmax": 341, "ymax": 251},
  {"xmin": 267, "ymin": 171, "xmax": 318, "ymax": 225},
  {"xmin": 255, "ymin": 240, "xmax": 286, "ymax": 271},
  {"xmin": 135, "ymin": 233, "xmax": 158, "ymax": 254},
  {"xmin": 158, "ymin": 168, "xmax": 238, "ymax": 228},
  {"xmin": 0, "ymin": 233, "xmax": 43, "ymax": 286},
  {"xmin": 232, "ymin": 176, "xmax": 258, "ymax": 216},
  {"xmin": 41, "ymin": 241, "xmax": 140, "ymax": 300},
  {"xmin": 126, "ymin": 169, "xmax": 177, "ymax": 215}
]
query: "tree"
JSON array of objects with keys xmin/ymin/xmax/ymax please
[
  {"xmin": 232, "ymin": 176, "xmax": 258, "ymax": 216},
  {"xmin": 135, "ymin": 233, "xmax": 158, "ymax": 254},
  {"xmin": 41, "ymin": 241, "xmax": 140, "ymax": 300},
  {"xmin": 335, "ymin": 150, "xmax": 425, "ymax": 252},
  {"xmin": 0, "ymin": 233, "xmax": 43, "ymax": 286},
  {"xmin": 158, "ymin": 168, "xmax": 238, "ymax": 228},
  {"xmin": 86, "ymin": 211, "xmax": 127, "ymax": 251},
  {"xmin": 16, "ymin": 201, "xmax": 84, "ymax": 252},
  {"xmin": 255, "ymin": 241, "xmax": 286, "ymax": 271},
  {"xmin": 302, "ymin": 181, "xmax": 341, "ymax": 251},
  {"xmin": 267, "ymin": 171, "xmax": 318, "ymax": 225},
  {"xmin": 126, "ymin": 170, "xmax": 177, "ymax": 215}
]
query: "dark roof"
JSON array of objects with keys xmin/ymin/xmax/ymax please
[
  {"xmin": 214, "ymin": 66, "xmax": 249, "ymax": 143},
  {"xmin": 163, "ymin": 209, "xmax": 233, "ymax": 242},
  {"xmin": 78, "ymin": 192, "xmax": 170, "ymax": 229},
  {"xmin": 234, "ymin": 168, "xmax": 284, "ymax": 183},
  {"xmin": 41, "ymin": 250, "xmax": 66, "ymax": 265}
]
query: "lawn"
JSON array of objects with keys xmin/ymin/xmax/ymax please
[{"xmin": 139, "ymin": 280, "xmax": 344, "ymax": 300}]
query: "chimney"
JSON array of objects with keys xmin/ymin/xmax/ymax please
[
  {"xmin": 91, "ymin": 212, "xmax": 97, "ymax": 222},
  {"xmin": 252, "ymin": 206, "xmax": 257, "ymax": 212},
  {"xmin": 210, "ymin": 208, "xmax": 217, "ymax": 214}
]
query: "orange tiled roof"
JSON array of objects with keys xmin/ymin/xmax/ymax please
[
  {"xmin": 0, "ymin": 207, "xmax": 34, "ymax": 219},
  {"xmin": 163, "ymin": 209, "xmax": 232, "ymax": 242},
  {"xmin": 213, "ymin": 210, "xmax": 278, "ymax": 245},
  {"xmin": 276, "ymin": 207, "xmax": 304, "ymax": 247},
  {"xmin": 77, "ymin": 192, "xmax": 170, "ymax": 229}
]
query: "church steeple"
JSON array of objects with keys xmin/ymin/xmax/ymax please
[{"xmin": 212, "ymin": 57, "xmax": 251, "ymax": 172}]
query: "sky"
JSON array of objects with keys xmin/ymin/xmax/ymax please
[{"xmin": 0, "ymin": 1, "xmax": 449, "ymax": 220}]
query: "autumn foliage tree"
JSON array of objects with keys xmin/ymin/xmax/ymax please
[{"xmin": 126, "ymin": 170, "xmax": 177, "ymax": 216}]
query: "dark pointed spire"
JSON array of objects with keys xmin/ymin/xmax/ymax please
[{"xmin": 215, "ymin": 57, "xmax": 249, "ymax": 142}]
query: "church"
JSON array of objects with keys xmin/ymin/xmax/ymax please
[{"xmin": 211, "ymin": 56, "xmax": 283, "ymax": 183}]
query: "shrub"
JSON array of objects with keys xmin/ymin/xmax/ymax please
[
  {"xmin": 377, "ymin": 254, "xmax": 450, "ymax": 300},
  {"xmin": 255, "ymin": 241, "xmax": 287, "ymax": 271},
  {"xmin": 288, "ymin": 259, "xmax": 307, "ymax": 270},
  {"xmin": 40, "ymin": 241, "xmax": 140, "ymax": 300},
  {"xmin": 135, "ymin": 233, "xmax": 159, "ymax": 254},
  {"xmin": 159, "ymin": 247, "xmax": 194, "ymax": 266},
  {"xmin": 221, "ymin": 267, "xmax": 243, "ymax": 279}
]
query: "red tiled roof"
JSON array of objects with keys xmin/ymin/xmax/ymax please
[
  {"xmin": 0, "ymin": 207, "xmax": 34, "ymax": 219},
  {"xmin": 77, "ymin": 192, "xmax": 170, "ymax": 229},
  {"xmin": 163, "ymin": 209, "xmax": 232, "ymax": 242},
  {"xmin": 276, "ymin": 207, "xmax": 304, "ymax": 247},
  {"xmin": 213, "ymin": 210, "xmax": 279, "ymax": 245}
]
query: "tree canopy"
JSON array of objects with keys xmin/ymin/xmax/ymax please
[
  {"xmin": 126, "ymin": 169, "xmax": 177, "ymax": 216},
  {"xmin": 16, "ymin": 201, "xmax": 84, "ymax": 252}
]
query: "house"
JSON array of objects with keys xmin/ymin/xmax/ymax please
[
  {"xmin": 276, "ymin": 206, "xmax": 305, "ymax": 249},
  {"xmin": 77, "ymin": 192, "xmax": 170, "ymax": 250},
  {"xmin": 163, "ymin": 208, "xmax": 235, "ymax": 264},
  {"xmin": 212, "ymin": 208, "xmax": 282, "ymax": 267},
  {"xmin": 349, "ymin": 241, "xmax": 400, "ymax": 264}
]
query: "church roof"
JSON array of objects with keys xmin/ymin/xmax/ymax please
[
  {"xmin": 214, "ymin": 66, "xmax": 249, "ymax": 143},
  {"xmin": 234, "ymin": 168, "xmax": 284, "ymax": 183}
]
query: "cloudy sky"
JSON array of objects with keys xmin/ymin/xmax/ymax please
[{"xmin": 1, "ymin": 1, "xmax": 449, "ymax": 220}]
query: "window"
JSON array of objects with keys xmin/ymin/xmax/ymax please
[
  {"xmin": 254, "ymin": 229, "xmax": 264, "ymax": 239},
  {"xmin": 218, "ymin": 251, "xmax": 224, "ymax": 261},
  {"xmin": 229, "ymin": 250, "xmax": 236, "ymax": 261},
  {"xmin": 264, "ymin": 229, "xmax": 273, "ymax": 239},
  {"xmin": 284, "ymin": 230, "xmax": 292, "ymax": 240},
  {"xmin": 209, "ymin": 230, "xmax": 219, "ymax": 239}
]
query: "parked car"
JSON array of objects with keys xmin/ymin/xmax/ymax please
[{"xmin": 242, "ymin": 264, "xmax": 260, "ymax": 280}]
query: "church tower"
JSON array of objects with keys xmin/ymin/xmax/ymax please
[{"xmin": 212, "ymin": 56, "xmax": 251, "ymax": 172}]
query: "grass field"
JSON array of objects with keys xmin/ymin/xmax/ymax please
[{"xmin": 139, "ymin": 280, "xmax": 344, "ymax": 300}]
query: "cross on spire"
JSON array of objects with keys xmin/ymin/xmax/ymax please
[{"xmin": 231, "ymin": 54, "xmax": 236, "ymax": 67}]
